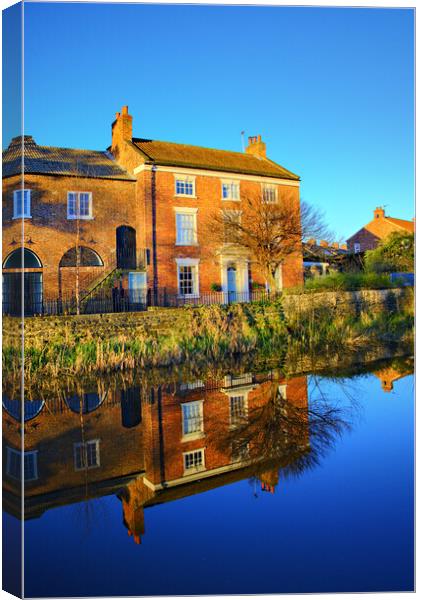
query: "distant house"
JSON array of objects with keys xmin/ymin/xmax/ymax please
[
  {"xmin": 303, "ymin": 239, "xmax": 349, "ymax": 277},
  {"xmin": 346, "ymin": 207, "xmax": 414, "ymax": 254}
]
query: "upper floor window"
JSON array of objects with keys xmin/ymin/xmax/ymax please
[
  {"xmin": 175, "ymin": 208, "xmax": 198, "ymax": 245},
  {"xmin": 6, "ymin": 447, "xmax": 38, "ymax": 481},
  {"xmin": 175, "ymin": 175, "xmax": 195, "ymax": 197},
  {"xmin": 183, "ymin": 448, "xmax": 205, "ymax": 473},
  {"xmin": 262, "ymin": 184, "xmax": 278, "ymax": 204},
  {"xmin": 13, "ymin": 189, "xmax": 31, "ymax": 218},
  {"xmin": 222, "ymin": 180, "xmax": 240, "ymax": 201},
  {"xmin": 67, "ymin": 192, "xmax": 93, "ymax": 219},
  {"xmin": 354, "ymin": 242, "xmax": 361, "ymax": 253},
  {"xmin": 74, "ymin": 439, "xmax": 100, "ymax": 470},
  {"xmin": 181, "ymin": 400, "xmax": 204, "ymax": 438}
]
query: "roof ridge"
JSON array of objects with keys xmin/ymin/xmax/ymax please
[{"xmin": 133, "ymin": 137, "xmax": 257, "ymax": 159}]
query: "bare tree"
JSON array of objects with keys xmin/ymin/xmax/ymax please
[{"xmin": 206, "ymin": 192, "xmax": 332, "ymax": 291}]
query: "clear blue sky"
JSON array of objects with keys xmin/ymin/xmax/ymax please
[{"xmin": 6, "ymin": 2, "xmax": 416, "ymax": 240}]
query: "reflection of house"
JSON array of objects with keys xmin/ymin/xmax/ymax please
[
  {"xmin": 373, "ymin": 360, "xmax": 414, "ymax": 392},
  {"xmin": 346, "ymin": 207, "xmax": 414, "ymax": 254},
  {"xmin": 3, "ymin": 371, "xmax": 309, "ymax": 544},
  {"xmin": 2, "ymin": 107, "xmax": 303, "ymax": 314}
]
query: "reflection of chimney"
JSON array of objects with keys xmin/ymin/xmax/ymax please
[
  {"xmin": 246, "ymin": 134, "xmax": 266, "ymax": 159},
  {"xmin": 319, "ymin": 240, "xmax": 329, "ymax": 248},
  {"xmin": 331, "ymin": 242, "xmax": 339, "ymax": 249},
  {"xmin": 340, "ymin": 243, "xmax": 348, "ymax": 250},
  {"xmin": 307, "ymin": 238, "xmax": 316, "ymax": 246},
  {"xmin": 374, "ymin": 206, "xmax": 385, "ymax": 219},
  {"xmin": 260, "ymin": 468, "xmax": 279, "ymax": 493},
  {"xmin": 112, "ymin": 105, "xmax": 133, "ymax": 154}
]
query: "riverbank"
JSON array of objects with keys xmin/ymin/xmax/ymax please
[{"xmin": 2, "ymin": 287, "xmax": 414, "ymax": 379}]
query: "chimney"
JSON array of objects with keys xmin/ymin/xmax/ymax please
[
  {"xmin": 319, "ymin": 240, "xmax": 329, "ymax": 248},
  {"xmin": 374, "ymin": 207, "xmax": 385, "ymax": 219},
  {"xmin": 246, "ymin": 134, "xmax": 266, "ymax": 159},
  {"xmin": 340, "ymin": 243, "xmax": 348, "ymax": 250},
  {"xmin": 307, "ymin": 238, "xmax": 316, "ymax": 246},
  {"xmin": 112, "ymin": 105, "xmax": 133, "ymax": 154},
  {"xmin": 331, "ymin": 242, "xmax": 339, "ymax": 249}
]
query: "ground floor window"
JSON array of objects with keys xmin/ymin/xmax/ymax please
[
  {"xmin": 176, "ymin": 258, "xmax": 199, "ymax": 297},
  {"xmin": 229, "ymin": 394, "xmax": 248, "ymax": 427}
]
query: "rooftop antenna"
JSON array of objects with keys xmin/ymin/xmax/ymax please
[{"xmin": 241, "ymin": 131, "xmax": 245, "ymax": 152}]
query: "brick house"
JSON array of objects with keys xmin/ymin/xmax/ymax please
[
  {"xmin": 2, "ymin": 106, "xmax": 303, "ymax": 313},
  {"xmin": 346, "ymin": 207, "xmax": 414, "ymax": 253},
  {"xmin": 3, "ymin": 371, "xmax": 309, "ymax": 540}
]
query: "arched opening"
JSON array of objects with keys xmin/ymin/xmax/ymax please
[
  {"xmin": 2, "ymin": 396, "xmax": 45, "ymax": 421},
  {"xmin": 116, "ymin": 225, "xmax": 137, "ymax": 269},
  {"xmin": 120, "ymin": 387, "xmax": 142, "ymax": 428},
  {"xmin": 2, "ymin": 248, "xmax": 43, "ymax": 316},
  {"xmin": 59, "ymin": 246, "xmax": 104, "ymax": 268}
]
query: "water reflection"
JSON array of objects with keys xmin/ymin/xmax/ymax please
[{"xmin": 2, "ymin": 351, "xmax": 413, "ymax": 549}]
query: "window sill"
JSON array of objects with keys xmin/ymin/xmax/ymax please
[
  {"xmin": 222, "ymin": 198, "xmax": 240, "ymax": 202},
  {"xmin": 183, "ymin": 466, "xmax": 206, "ymax": 476},
  {"xmin": 178, "ymin": 293, "xmax": 200, "ymax": 299},
  {"xmin": 181, "ymin": 432, "xmax": 205, "ymax": 443},
  {"xmin": 67, "ymin": 216, "xmax": 94, "ymax": 220},
  {"xmin": 12, "ymin": 215, "xmax": 32, "ymax": 219},
  {"xmin": 175, "ymin": 242, "xmax": 199, "ymax": 247},
  {"xmin": 174, "ymin": 194, "xmax": 197, "ymax": 199}
]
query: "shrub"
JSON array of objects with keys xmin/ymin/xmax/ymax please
[
  {"xmin": 285, "ymin": 271, "xmax": 401, "ymax": 294},
  {"xmin": 364, "ymin": 231, "xmax": 414, "ymax": 274},
  {"xmin": 210, "ymin": 283, "xmax": 222, "ymax": 292}
]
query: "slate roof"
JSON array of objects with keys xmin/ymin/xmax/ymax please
[
  {"xmin": 132, "ymin": 137, "xmax": 300, "ymax": 180},
  {"xmin": 2, "ymin": 136, "xmax": 135, "ymax": 181}
]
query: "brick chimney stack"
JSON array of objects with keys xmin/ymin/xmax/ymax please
[
  {"xmin": 374, "ymin": 207, "xmax": 385, "ymax": 219},
  {"xmin": 246, "ymin": 134, "xmax": 266, "ymax": 159},
  {"xmin": 112, "ymin": 105, "xmax": 133, "ymax": 155}
]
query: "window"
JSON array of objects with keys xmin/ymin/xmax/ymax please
[
  {"xmin": 13, "ymin": 190, "xmax": 31, "ymax": 218},
  {"xmin": 231, "ymin": 440, "xmax": 250, "ymax": 462},
  {"xmin": 183, "ymin": 449, "xmax": 205, "ymax": 473},
  {"xmin": 222, "ymin": 180, "xmax": 240, "ymax": 201},
  {"xmin": 176, "ymin": 258, "xmax": 199, "ymax": 297},
  {"xmin": 6, "ymin": 447, "xmax": 38, "ymax": 481},
  {"xmin": 175, "ymin": 175, "xmax": 195, "ymax": 197},
  {"xmin": 262, "ymin": 184, "xmax": 278, "ymax": 204},
  {"xmin": 354, "ymin": 242, "xmax": 361, "ymax": 253},
  {"xmin": 180, "ymin": 380, "xmax": 204, "ymax": 391},
  {"xmin": 181, "ymin": 400, "xmax": 204, "ymax": 438},
  {"xmin": 175, "ymin": 208, "xmax": 198, "ymax": 245},
  {"xmin": 74, "ymin": 440, "xmax": 100, "ymax": 470},
  {"xmin": 230, "ymin": 395, "xmax": 248, "ymax": 427},
  {"xmin": 67, "ymin": 192, "xmax": 93, "ymax": 219}
]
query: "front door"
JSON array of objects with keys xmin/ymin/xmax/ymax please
[{"xmin": 227, "ymin": 266, "xmax": 237, "ymax": 302}]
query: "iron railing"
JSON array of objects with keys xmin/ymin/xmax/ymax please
[{"xmin": 3, "ymin": 287, "xmax": 281, "ymax": 316}]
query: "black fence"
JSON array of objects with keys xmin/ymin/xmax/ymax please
[{"xmin": 3, "ymin": 287, "xmax": 281, "ymax": 316}]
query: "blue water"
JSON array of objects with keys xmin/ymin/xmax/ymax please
[{"xmin": 9, "ymin": 366, "xmax": 416, "ymax": 596}]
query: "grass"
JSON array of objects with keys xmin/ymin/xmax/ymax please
[{"xmin": 285, "ymin": 271, "xmax": 405, "ymax": 294}]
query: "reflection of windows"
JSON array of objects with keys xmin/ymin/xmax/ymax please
[
  {"xmin": 74, "ymin": 440, "xmax": 100, "ymax": 470},
  {"xmin": 262, "ymin": 184, "xmax": 277, "ymax": 204},
  {"xmin": 222, "ymin": 180, "xmax": 240, "ymax": 200},
  {"xmin": 181, "ymin": 400, "xmax": 204, "ymax": 437},
  {"xmin": 13, "ymin": 190, "xmax": 31, "ymax": 218},
  {"xmin": 230, "ymin": 395, "xmax": 247, "ymax": 426},
  {"xmin": 231, "ymin": 440, "xmax": 250, "ymax": 462},
  {"xmin": 175, "ymin": 176, "xmax": 195, "ymax": 196},
  {"xmin": 180, "ymin": 380, "xmax": 204, "ymax": 391},
  {"xmin": 175, "ymin": 208, "xmax": 198, "ymax": 245},
  {"xmin": 66, "ymin": 392, "xmax": 106, "ymax": 414},
  {"xmin": 6, "ymin": 447, "xmax": 38, "ymax": 481},
  {"xmin": 183, "ymin": 449, "xmax": 205, "ymax": 472},
  {"xmin": 176, "ymin": 258, "xmax": 199, "ymax": 297},
  {"xmin": 67, "ymin": 192, "xmax": 92, "ymax": 219},
  {"xmin": 224, "ymin": 373, "xmax": 253, "ymax": 387}
]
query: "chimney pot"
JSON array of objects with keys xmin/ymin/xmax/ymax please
[
  {"xmin": 332, "ymin": 242, "xmax": 339, "ymax": 249},
  {"xmin": 122, "ymin": 105, "xmax": 129, "ymax": 115},
  {"xmin": 320, "ymin": 240, "xmax": 329, "ymax": 248},
  {"xmin": 374, "ymin": 207, "xmax": 385, "ymax": 219}
]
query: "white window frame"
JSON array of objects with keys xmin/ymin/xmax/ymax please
[
  {"xmin": 181, "ymin": 399, "xmax": 204, "ymax": 441},
  {"xmin": 6, "ymin": 447, "xmax": 38, "ymax": 481},
  {"xmin": 73, "ymin": 439, "xmax": 100, "ymax": 471},
  {"xmin": 354, "ymin": 242, "xmax": 361, "ymax": 253},
  {"xmin": 262, "ymin": 183, "xmax": 278, "ymax": 204},
  {"xmin": 174, "ymin": 174, "xmax": 196, "ymax": 198},
  {"xmin": 221, "ymin": 179, "xmax": 240, "ymax": 201},
  {"xmin": 228, "ymin": 393, "xmax": 249, "ymax": 428},
  {"xmin": 67, "ymin": 191, "xmax": 93, "ymax": 220},
  {"xmin": 176, "ymin": 258, "xmax": 200, "ymax": 298},
  {"xmin": 13, "ymin": 189, "xmax": 31, "ymax": 219},
  {"xmin": 183, "ymin": 448, "xmax": 205, "ymax": 474},
  {"xmin": 174, "ymin": 207, "xmax": 198, "ymax": 246}
]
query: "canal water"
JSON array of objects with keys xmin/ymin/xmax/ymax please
[{"xmin": 3, "ymin": 352, "xmax": 414, "ymax": 596}]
